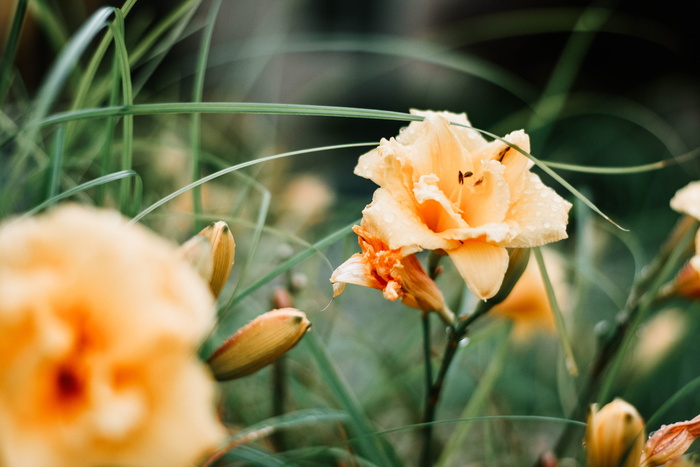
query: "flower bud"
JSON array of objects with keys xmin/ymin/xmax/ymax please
[
  {"xmin": 206, "ymin": 308, "xmax": 311, "ymax": 381},
  {"xmin": 179, "ymin": 221, "xmax": 235, "ymax": 297},
  {"xmin": 585, "ymin": 399, "xmax": 645, "ymax": 467}
]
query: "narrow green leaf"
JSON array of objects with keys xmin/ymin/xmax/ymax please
[
  {"xmin": 190, "ymin": 0, "xmax": 222, "ymax": 229},
  {"xmin": 0, "ymin": 0, "xmax": 28, "ymax": 104},
  {"xmin": 304, "ymin": 332, "xmax": 401, "ymax": 467},
  {"xmin": 129, "ymin": 142, "xmax": 377, "ymax": 224},
  {"xmin": 20, "ymin": 170, "xmax": 139, "ymax": 219},
  {"xmin": 534, "ymin": 247, "xmax": 579, "ymax": 376},
  {"xmin": 46, "ymin": 125, "xmax": 65, "ymax": 199}
]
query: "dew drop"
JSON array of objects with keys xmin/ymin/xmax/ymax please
[
  {"xmin": 384, "ymin": 212, "xmax": 396, "ymax": 223},
  {"xmin": 543, "ymin": 222, "xmax": 551, "ymax": 229}
]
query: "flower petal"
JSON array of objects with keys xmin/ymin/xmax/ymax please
[
  {"xmin": 447, "ymin": 242, "xmax": 509, "ymax": 300},
  {"xmin": 671, "ymin": 181, "xmax": 700, "ymax": 220},
  {"xmin": 459, "ymin": 160, "xmax": 510, "ymax": 226},
  {"xmin": 363, "ymin": 188, "xmax": 455, "ymax": 252},
  {"xmin": 505, "ymin": 172, "xmax": 571, "ymax": 248}
]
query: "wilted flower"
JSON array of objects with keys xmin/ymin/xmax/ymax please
[
  {"xmin": 331, "ymin": 221, "xmax": 454, "ymax": 324},
  {"xmin": 585, "ymin": 399, "xmax": 645, "ymax": 467},
  {"xmin": 179, "ymin": 221, "xmax": 235, "ymax": 298},
  {"xmin": 641, "ymin": 414, "xmax": 700, "ymax": 467},
  {"xmin": 355, "ymin": 110, "xmax": 571, "ymax": 300},
  {"xmin": 0, "ymin": 205, "xmax": 224, "ymax": 467},
  {"xmin": 207, "ymin": 308, "xmax": 311, "ymax": 381}
]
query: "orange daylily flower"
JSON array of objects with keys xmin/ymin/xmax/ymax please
[
  {"xmin": 355, "ymin": 110, "xmax": 571, "ymax": 300},
  {"xmin": 641, "ymin": 415, "xmax": 700, "ymax": 467},
  {"xmin": 331, "ymin": 222, "xmax": 453, "ymax": 324}
]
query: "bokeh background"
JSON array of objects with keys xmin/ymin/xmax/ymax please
[{"xmin": 2, "ymin": 0, "xmax": 699, "ymax": 464}]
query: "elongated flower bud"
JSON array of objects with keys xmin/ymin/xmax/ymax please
[
  {"xmin": 585, "ymin": 399, "xmax": 645, "ymax": 467},
  {"xmin": 179, "ymin": 221, "xmax": 235, "ymax": 298},
  {"xmin": 207, "ymin": 308, "xmax": 311, "ymax": 381}
]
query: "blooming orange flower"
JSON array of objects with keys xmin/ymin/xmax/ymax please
[
  {"xmin": 331, "ymin": 221, "xmax": 453, "ymax": 324},
  {"xmin": 0, "ymin": 205, "xmax": 225, "ymax": 467},
  {"xmin": 354, "ymin": 110, "xmax": 571, "ymax": 300}
]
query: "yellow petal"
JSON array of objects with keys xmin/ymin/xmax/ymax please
[
  {"xmin": 459, "ymin": 161, "xmax": 510, "ymax": 226},
  {"xmin": 505, "ymin": 172, "xmax": 571, "ymax": 248},
  {"xmin": 670, "ymin": 181, "xmax": 700, "ymax": 220},
  {"xmin": 447, "ymin": 241, "xmax": 509, "ymax": 300},
  {"xmin": 363, "ymin": 188, "xmax": 453, "ymax": 252}
]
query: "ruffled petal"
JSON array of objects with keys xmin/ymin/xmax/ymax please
[
  {"xmin": 460, "ymin": 160, "xmax": 510, "ymax": 226},
  {"xmin": 362, "ymin": 188, "xmax": 456, "ymax": 252},
  {"xmin": 447, "ymin": 242, "xmax": 509, "ymax": 300},
  {"xmin": 505, "ymin": 172, "xmax": 571, "ymax": 248}
]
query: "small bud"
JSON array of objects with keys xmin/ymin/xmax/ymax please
[
  {"xmin": 641, "ymin": 414, "xmax": 700, "ymax": 467},
  {"xmin": 206, "ymin": 308, "xmax": 311, "ymax": 381},
  {"xmin": 585, "ymin": 399, "xmax": 645, "ymax": 467},
  {"xmin": 179, "ymin": 221, "xmax": 235, "ymax": 297}
]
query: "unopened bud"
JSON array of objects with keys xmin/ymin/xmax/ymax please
[
  {"xmin": 179, "ymin": 221, "xmax": 235, "ymax": 297},
  {"xmin": 585, "ymin": 399, "xmax": 645, "ymax": 467},
  {"xmin": 206, "ymin": 308, "xmax": 311, "ymax": 381}
]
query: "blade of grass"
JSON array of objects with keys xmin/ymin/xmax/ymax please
[
  {"xmin": 534, "ymin": 247, "xmax": 579, "ymax": 376},
  {"xmin": 37, "ymin": 102, "xmax": 420, "ymax": 128},
  {"xmin": 0, "ymin": 0, "xmax": 28, "ymax": 104},
  {"xmin": 19, "ymin": 169, "xmax": 139, "ymax": 219},
  {"xmin": 221, "ymin": 220, "xmax": 356, "ymax": 316},
  {"xmin": 527, "ymin": 6, "xmax": 612, "ymax": 147},
  {"xmin": 436, "ymin": 327, "xmax": 511, "ymax": 467},
  {"xmin": 45, "ymin": 125, "xmax": 65, "ymax": 199},
  {"xmin": 204, "ymin": 409, "xmax": 348, "ymax": 467},
  {"xmin": 1, "ymin": 7, "xmax": 116, "ymax": 215},
  {"xmin": 544, "ymin": 146, "xmax": 700, "ymax": 174},
  {"xmin": 190, "ymin": 0, "xmax": 222, "ymax": 230},
  {"xmin": 304, "ymin": 332, "xmax": 401, "ymax": 467},
  {"xmin": 108, "ymin": 8, "xmax": 135, "ymax": 215},
  {"xmin": 129, "ymin": 142, "xmax": 377, "ymax": 224},
  {"xmin": 95, "ymin": 55, "xmax": 122, "ymax": 206}
]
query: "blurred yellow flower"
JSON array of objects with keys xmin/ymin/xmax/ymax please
[
  {"xmin": 0, "ymin": 205, "xmax": 225, "ymax": 467},
  {"xmin": 331, "ymin": 222, "xmax": 453, "ymax": 324},
  {"xmin": 489, "ymin": 253, "xmax": 560, "ymax": 341},
  {"xmin": 671, "ymin": 181, "xmax": 700, "ymax": 220},
  {"xmin": 355, "ymin": 110, "xmax": 571, "ymax": 300},
  {"xmin": 585, "ymin": 399, "xmax": 645, "ymax": 467}
]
